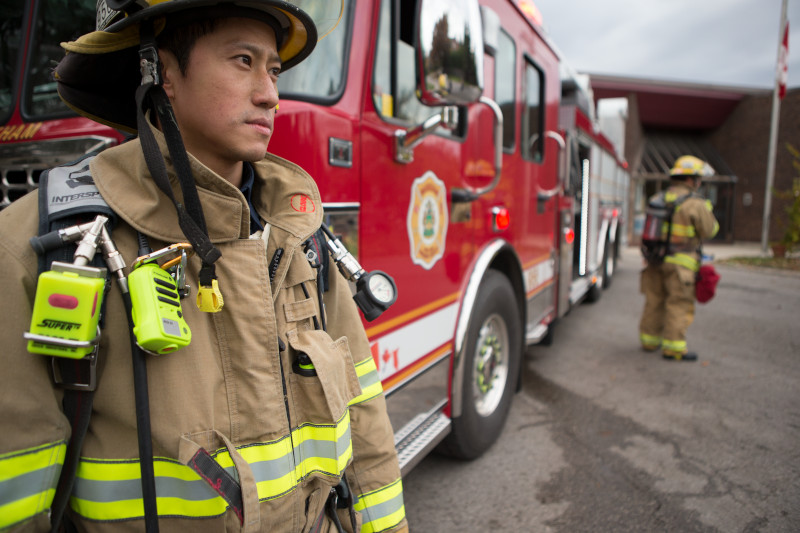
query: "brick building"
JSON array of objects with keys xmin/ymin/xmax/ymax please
[{"xmin": 590, "ymin": 75, "xmax": 799, "ymax": 245}]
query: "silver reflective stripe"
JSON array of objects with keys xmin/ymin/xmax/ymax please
[
  {"xmin": 0, "ymin": 463, "xmax": 61, "ymax": 503},
  {"xmin": 362, "ymin": 490, "xmax": 404, "ymax": 523},
  {"xmin": 292, "ymin": 425, "xmax": 351, "ymax": 469},
  {"xmin": 73, "ymin": 473, "xmax": 218, "ymax": 503}
]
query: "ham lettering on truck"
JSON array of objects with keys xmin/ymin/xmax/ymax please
[{"xmin": 1, "ymin": 0, "xmax": 629, "ymax": 473}]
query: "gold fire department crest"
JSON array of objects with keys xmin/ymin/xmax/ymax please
[{"xmin": 407, "ymin": 171, "xmax": 448, "ymax": 269}]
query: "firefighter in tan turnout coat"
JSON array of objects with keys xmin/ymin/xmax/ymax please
[
  {"xmin": 0, "ymin": 1, "xmax": 406, "ymax": 531},
  {"xmin": 639, "ymin": 155, "xmax": 720, "ymax": 361}
]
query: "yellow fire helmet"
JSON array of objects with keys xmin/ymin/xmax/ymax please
[
  {"xmin": 669, "ymin": 155, "xmax": 715, "ymax": 179},
  {"xmin": 55, "ymin": 0, "xmax": 343, "ymax": 133}
]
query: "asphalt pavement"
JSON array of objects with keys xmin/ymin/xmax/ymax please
[{"xmin": 404, "ymin": 243, "xmax": 800, "ymax": 532}]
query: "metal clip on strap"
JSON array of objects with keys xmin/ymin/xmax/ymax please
[
  {"xmin": 137, "ymin": 19, "xmax": 159, "ymax": 86},
  {"xmin": 139, "ymin": 45, "xmax": 160, "ymax": 86},
  {"xmin": 50, "ymin": 347, "xmax": 99, "ymax": 391}
]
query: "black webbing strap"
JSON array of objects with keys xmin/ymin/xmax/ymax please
[
  {"xmin": 122, "ymin": 21, "xmax": 227, "ymax": 530},
  {"xmin": 134, "ymin": 84, "xmax": 221, "ymax": 286},
  {"xmin": 35, "ymin": 166, "xmax": 111, "ymax": 532},
  {"xmin": 305, "ymin": 227, "xmax": 331, "ymax": 331},
  {"xmin": 120, "ymin": 288, "xmax": 159, "ymax": 533},
  {"xmin": 50, "ymin": 381, "xmax": 94, "ymax": 532},
  {"xmin": 188, "ymin": 448, "xmax": 245, "ymax": 524},
  {"xmin": 325, "ymin": 475, "xmax": 358, "ymax": 533}
]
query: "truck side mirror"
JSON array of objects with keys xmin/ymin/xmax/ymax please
[{"xmin": 415, "ymin": 0, "xmax": 484, "ymax": 106}]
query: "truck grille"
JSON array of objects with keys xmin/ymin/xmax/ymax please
[
  {"xmin": 1, "ymin": 167, "xmax": 44, "ymax": 208},
  {"xmin": 0, "ymin": 136, "xmax": 117, "ymax": 210}
]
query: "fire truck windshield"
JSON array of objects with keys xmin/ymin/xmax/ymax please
[
  {"xmin": 26, "ymin": 0, "xmax": 95, "ymax": 119},
  {"xmin": 278, "ymin": 0, "xmax": 351, "ymax": 101},
  {"xmin": 1, "ymin": 0, "xmax": 349, "ymax": 125},
  {"xmin": 0, "ymin": 2, "xmax": 25, "ymax": 124},
  {"xmin": 0, "ymin": 0, "xmax": 95, "ymax": 124}
]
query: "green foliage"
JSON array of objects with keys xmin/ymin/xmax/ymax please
[
  {"xmin": 773, "ymin": 177, "xmax": 800, "ymax": 251},
  {"xmin": 722, "ymin": 256, "xmax": 800, "ymax": 272},
  {"xmin": 774, "ymin": 144, "xmax": 800, "ymax": 253}
]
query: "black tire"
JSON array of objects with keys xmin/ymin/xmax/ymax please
[
  {"xmin": 540, "ymin": 319, "xmax": 556, "ymax": 346},
  {"xmin": 439, "ymin": 271, "xmax": 522, "ymax": 460},
  {"xmin": 602, "ymin": 238, "xmax": 615, "ymax": 289},
  {"xmin": 585, "ymin": 269, "xmax": 602, "ymax": 302}
]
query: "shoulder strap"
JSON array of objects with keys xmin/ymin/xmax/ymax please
[
  {"xmin": 39, "ymin": 154, "xmax": 160, "ymax": 531},
  {"xmin": 35, "ymin": 156, "xmax": 114, "ymax": 531},
  {"xmin": 36, "ymin": 155, "xmax": 117, "ymax": 275}
]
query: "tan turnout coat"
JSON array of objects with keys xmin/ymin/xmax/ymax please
[{"xmin": 0, "ymin": 129, "xmax": 405, "ymax": 532}]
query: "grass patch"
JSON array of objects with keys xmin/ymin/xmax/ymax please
[{"xmin": 718, "ymin": 256, "xmax": 800, "ymax": 272}]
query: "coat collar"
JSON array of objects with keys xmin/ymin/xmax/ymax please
[{"xmin": 90, "ymin": 123, "xmax": 323, "ymax": 245}]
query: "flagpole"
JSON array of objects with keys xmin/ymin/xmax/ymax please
[{"xmin": 761, "ymin": 0, "xmax": 789, "ymax": 256}]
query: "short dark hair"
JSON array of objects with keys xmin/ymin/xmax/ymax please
[
  {"xmin": 156, "ymin": 7, "xmax": 285, "ymax": 76},
  {"xmin": 157, "ymin": 17, "xmax": 219, "ymax": 75}
]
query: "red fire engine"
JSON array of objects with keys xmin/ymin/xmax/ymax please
[{"xmin": 0, "ymin": 0, "xmax": 629, "ymax": 473}]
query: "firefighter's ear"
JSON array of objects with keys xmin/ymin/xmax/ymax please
[{"xmin": 158, "ymin": 49, "xmax": 179, "ymax": 100}]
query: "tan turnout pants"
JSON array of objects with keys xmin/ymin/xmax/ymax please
[{"xmin": 639, "ymin": 261, "xmax": 696, "ymax": 355}]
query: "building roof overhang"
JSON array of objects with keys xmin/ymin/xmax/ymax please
[{"xmin": 588, "ymin": 74, "xmax": 768, "ymax": 130}]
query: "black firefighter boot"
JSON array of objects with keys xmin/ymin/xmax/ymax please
[{"xmin": 663, "ymin": 351, "xmax": 698, "ymax": 362}]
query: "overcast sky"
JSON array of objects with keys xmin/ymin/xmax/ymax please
[{"xmin": 533, "ymin": 0, "xmax": 800, "ymax": 90}]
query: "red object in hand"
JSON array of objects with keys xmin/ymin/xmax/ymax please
[{"xmin": 695, "ymin": 264, "xmax": 720, "ymax": 303}]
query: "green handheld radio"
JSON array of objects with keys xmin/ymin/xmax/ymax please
[
  {"xmin": 25, "ymin": 216, "xmax": 108, "ymax": 358},
  {"xmin": 129, "ymin": 244, "xmax": 192, "ymax": 354}
]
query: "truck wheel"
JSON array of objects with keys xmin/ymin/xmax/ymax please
[
  {"xmin": 602, "ymin": 238, "xmax": 615, "ymax": 289},
  {"xmin": 585, "ymin": 279, "xmax": 602, "ymax": 303},
  {"xmin": 440, "ymin": 270, "xmax": 522, "ymax": 460}
]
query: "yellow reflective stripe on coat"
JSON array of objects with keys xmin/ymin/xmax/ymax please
[
  {"xmin": 70, "ymin": 411, "xmax": 352, "ymax": 521},
  {"xmin": 668, "ymin": 222, "xmax": 696, "ymax": 238},
  {"xmin": 665, "ymin": 253, "xmax": 699, "ymax": 272},
  {"xmin": 71, "ymin": 456, "xmax": 228, "ymax": 520},
  {"xmin": 0, "ymin": 440, "xmax": 66, "ymax": 529},
  {"xmin": 354, "ymin": 477, "xmax": 406, "ymax": 533},
  {"xmin": 350, "ymin": 356, "xmax": 383, "ymax": 405}
]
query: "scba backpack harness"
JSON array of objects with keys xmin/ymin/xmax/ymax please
[
  {"xmin": 640, "ymin": 191, "xmax": 693, "ymax": 264},
  {"xmin": 28, "ymin": 155, "xmax": 393, "ymax": 532},
  {"xmin": 27, "ymin": 154, "xmax": 168, "ymax": 532}
]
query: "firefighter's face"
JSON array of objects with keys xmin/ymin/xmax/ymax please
[{"xmin": 160, "ymin": 17, "xmax": 281, "ymax": 184}]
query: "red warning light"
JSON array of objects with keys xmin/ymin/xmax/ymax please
[
  {"xmin": 492, "ymin": 207, "xmax": 511, "ymax": 231},
  {"xmin": 564, "ymin": 228, "xmax": 575, "ymax": 244}
]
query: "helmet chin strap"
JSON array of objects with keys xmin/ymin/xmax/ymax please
[
  {"xmin": 135, "ymin": 19, "xmax": 223, "ymax": 311},
  {"xmin": 125, "ymin": 20, "xmax": 226, "ymax": 533}
]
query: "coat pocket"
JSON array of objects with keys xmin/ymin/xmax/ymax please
[{"xmin": 286, "ymin": 329, "xmax": 362, "ymax": 425}]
